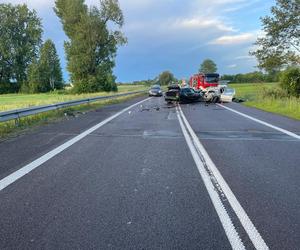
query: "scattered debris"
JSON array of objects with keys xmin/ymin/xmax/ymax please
[
  {"xmin": 64, "ymin": 110, "xmax": 85, "ymax": 118},
  {"xmin": 232, "ymin": 98, "xmax": 245, "ymax": 103},
  {"xmin": 140, "ymin": 106, "xmax": 161, "ymax": 112},
  {"xmin": 64, "ymin": 110, "xmax": 76, "ymax": 117},
  {"xmin": 140, "ymin": 108, "xmax": 151, "ymax": 112}
]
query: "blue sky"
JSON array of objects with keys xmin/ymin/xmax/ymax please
[{"xmin": 2, "ymin": 0, "xmax": 275, "ymax": 82}]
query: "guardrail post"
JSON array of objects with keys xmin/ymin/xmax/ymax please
[{"xmin": 15, "ymin": 115, "xmax": 20, "ymax": 126}]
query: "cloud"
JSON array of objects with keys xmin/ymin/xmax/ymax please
[
  {"xmin": 208, "ymin": 0, "xmax": 246, "ymax": 3},
  {"xmin": 235, "ymin": 55, "xmax": 254, "ymax": 60},
  {"xmin": 209, "ymin": 32, "xmax": 257, "ymax": 45},
  {"xmin": 227, "ymin": 64, "xmax": 238, "ymax": 68},
  {"xmin": 2, "ymin": 0, "xmax": 54, "ymax": 10},
  {"xmin": 223, "ymin": 0, "xmax": 261, "ymax": 12},
  {"xmin": 2, "ymin": 0, "xmax": 155, "ymax": 11},
  {"xmin": 172, "ymin": 17, "xmax": 235, "ymax": 32}
]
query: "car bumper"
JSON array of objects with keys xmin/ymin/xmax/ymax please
[
  {"xmin": 149, "ymin": 92, "xmax": 163, "ymax": 96},
  {"xmin": 165, "ymin": 96, "xmax": 179, "ymax": 101},
  {"xmin": 220, "ymin": 95, "xmax": 234, "ymax": 103}
]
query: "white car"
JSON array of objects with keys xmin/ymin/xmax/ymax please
[{"xmin": 220, "ymin": 88, "xmax": 236, "ymax": 102}]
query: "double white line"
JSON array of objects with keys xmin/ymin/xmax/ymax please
[{"xmin": 176, "ymin": 105, "xmax": 269, "ymax": 250}]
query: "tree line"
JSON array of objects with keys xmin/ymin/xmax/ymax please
[
  {"xmin": 251, "ymin": 0, "xmax": 299, "ymax": 97},
  {"xmin": 221, "ymin": 72, "xmax": 279, "ymax": 83},
  {"xmin": 0, "ymin": 0, "xmax": 125, "ymax": 94}
]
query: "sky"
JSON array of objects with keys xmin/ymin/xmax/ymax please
[{"xmin": 1, "ymin": 0, "xmax": 276, "ymax": 82}]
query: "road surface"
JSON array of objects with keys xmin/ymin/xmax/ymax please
[{"xmin": 0, "ymin": 96, "xmax": 299, "ymax": 249}]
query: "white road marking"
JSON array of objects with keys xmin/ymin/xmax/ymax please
[
  {"xmin": 177, "ymin": 105, "xmax": 269, "ymax": 250},
  {"xmin": 218, "ymin": 104, "xmax": 300, "ymax": 140},
  {"xmin": 0, "ymin": 98, "xmax": 151, "ymax": 191},
  {"xmin": 176, "ymin": 106, "xmax": 245, "ymax": 250}
]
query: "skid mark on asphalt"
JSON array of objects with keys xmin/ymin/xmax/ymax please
[{"xmin": 143, "ymin": 130, "xmax": 182, "ymax": 139}]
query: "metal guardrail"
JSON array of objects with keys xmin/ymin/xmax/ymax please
[{"xmin": 0, "ymin": 90, "xmax": 147, "ymax": 124}]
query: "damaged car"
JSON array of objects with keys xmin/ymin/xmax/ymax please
[
  {"xmin": 165, "ymin": 86, "xmax": 203, "ymax": 103},
  {"xmin": 164, "ymin": 84, "xmax": 181, "ymax": 102},
  {"xmin": 189, "ymin": 73, "xmax": 235, "ymax": 103},
  {"xmin": 220, "ymin": 88, "xmax": 236, "ymax": 103},
  {"xmin": 179, "ymin": 87, "xmax": 202, "ymax": 103}
]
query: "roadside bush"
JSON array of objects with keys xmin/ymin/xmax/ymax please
[
  {"xmin": 280, "ymin": 68, "xmax": 300, "ymax": 97},
  {"xmin": 72, "ymin": 75, "xmax": 118, "ymax": 94},
  {"xmin": 0, "ymin": 82, "xmax": 19, "ymax": 94},
  {"xmin": 260, "ymin": 87, "xmax": 288, "ymax": 99}
]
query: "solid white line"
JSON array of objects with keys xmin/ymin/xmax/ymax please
[
  {"xmin": 178, "ymin": 105, "xmax": 269, "ymax": 250},
  {"xmin": 218, "ymin": 104, "xmax": 300, "ymax": 140},
  {"xmin": 176, "ymin": 107, "xmax": 245, "ymax": 250},
  {"xmin": 0, "ymin": 98, "xmax": 151, "ymax": 191}
]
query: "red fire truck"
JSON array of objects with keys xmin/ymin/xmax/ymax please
[{"xmin": 189, "ymin": 73, "xmax": 220, "ymax": 90}]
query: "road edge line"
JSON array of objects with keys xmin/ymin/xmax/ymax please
[
  {"xmin": 178, "ymin": 105, "xmax": 269, "ymax": 250},
  {"xmin": 0, "ymin": 97, "xmax": 151, "ymax": 191},
  {"xmin": 217, "ymin": 104, "xmax": 300, "ymax": 140}
]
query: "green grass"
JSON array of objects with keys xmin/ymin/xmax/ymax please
[
  {"xmin": 229, "ymin": 83, "xmax": 276, "ymax": 101},
  {"xmin": 229, "ymin": 82, "xmax": 300, "ymax": 120},
  {"xmin": 0, "ymin": 85, "xmax": 147, "ymax": 138},
  {"xmin": 0, "ymin": 85, "xmax": 147, "ymax": 112}
]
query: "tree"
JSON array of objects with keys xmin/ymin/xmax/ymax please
[
  {"xmin": 0, "ymin": 3, "xmax": 42, "ymax": 93},
  {"xmin": 280, "ymin": 67, "xmax": 300, "ymax": 97},
  {"xmin": 28, "ymin": 39, "xmax": 63, "ymax": 93},
  {"xmin": 54, "ymin": 0, "xmax": 126, "ymax": 93},
  {"xmin": 159, "ymin": 71, "xmax": 174, "ymax": 85},
  {"xmin": 27, "ymin": 39, "xmax": 63, "ymax": 93},
  {"xmin": 27, "ymin": 60, "xmax": 40, "ymax": 93},
  {"xmin": 38, "ymin": 40, "xmax": 63, "ymax": 91},
  {"xmin": 199, "ymin": 59, "xmax": 217, "ymax": 73},
  {"xmin": 250, "ymin": 0, "xmax": 300, "ymax": 72}
]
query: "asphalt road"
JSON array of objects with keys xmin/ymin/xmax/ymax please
[{"xmin": 0, "ymin": 96, "xmax": 299, "ymax": 249}]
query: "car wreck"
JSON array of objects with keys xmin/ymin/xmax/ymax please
[
  {"xmin": 164, "ymin": 84, "xmax": 181, "ymax": 102},
  {"xmin": 189, "ymin": 73, "xmax": 235, "ymax": 103},
  {"xmin": 165, "ymin": 84, "xmax": 216, "ymax": 103}
]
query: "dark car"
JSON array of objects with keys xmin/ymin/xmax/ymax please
[
  {"xmin": 149, "ymin": 85, "xmax": 163, "ymax": 97},
  {"xmin": 164, "ymin": 84, "xmax": 181, "ymax": 102},
  {"xmin": 179, "ymin": 87, "xmax": 202, "ymax": 103},
  {"xmin": 165, "ymin": 85, "xmax": 202, "ymax": 103}
]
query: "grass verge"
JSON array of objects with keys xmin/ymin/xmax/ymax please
[
  {"xmin": 0, "ymin": 85, "xmax": 147, "ymax": 112},
  {"xmin": 0, "ymin": 92, "xmax": 146, "ymax": 139},
  {"xmin": 229, "ymin": 83, "xmax": 300, "ymax": 120}
]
